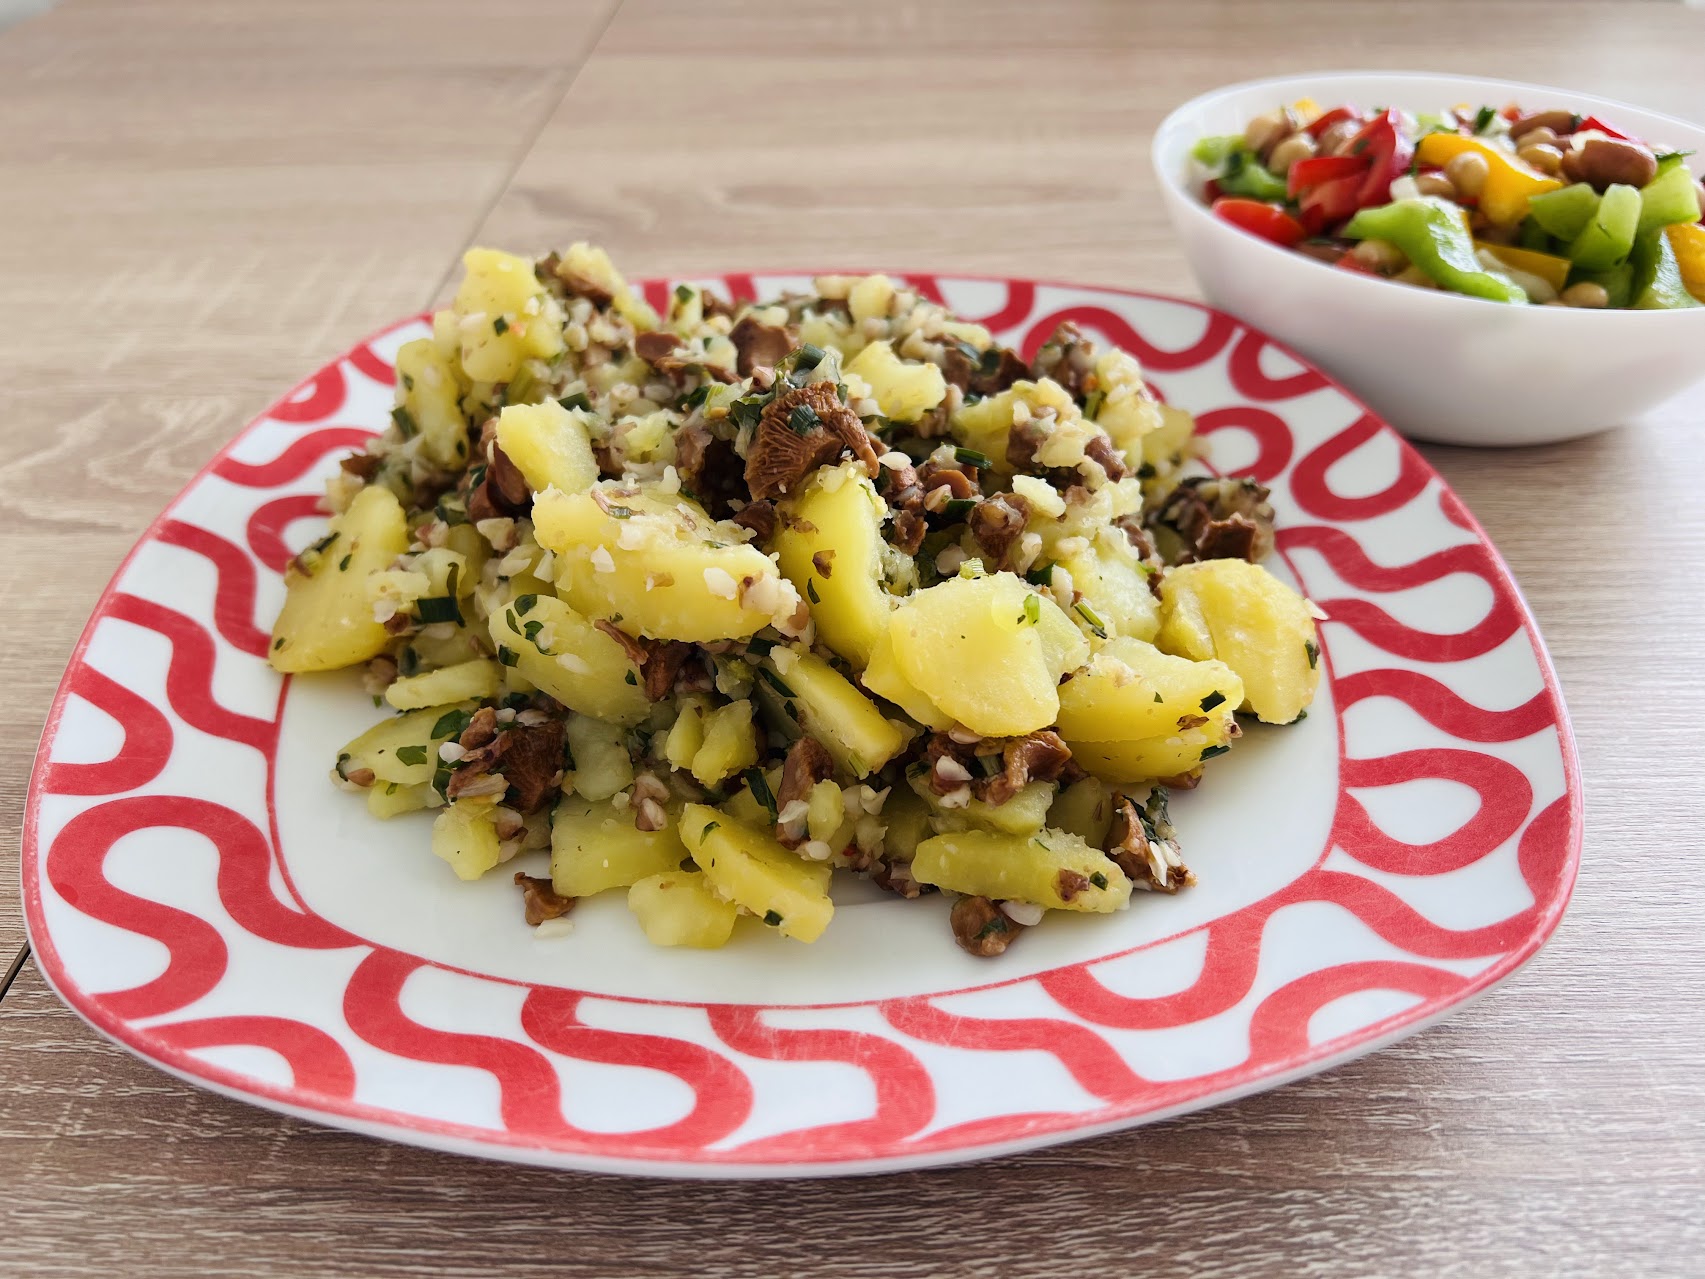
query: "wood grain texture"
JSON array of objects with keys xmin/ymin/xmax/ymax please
[{"xmin": 6, "ymin": 0, "xmax": 1705, "ymax": 1275}]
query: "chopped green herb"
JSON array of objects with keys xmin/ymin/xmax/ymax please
[
  {"xmin": 386, "ymin": 783, "xmax": 398, "ymax": 795},
  {"xmin": 1136, "ymin": 461, "xmax": 1156, "ymax": 481},
  {"xmin": 1089, "ymin": 872, "xmax": 1108, "ymax": 891},
  {"xmin": 624, "ymin": 670, "xmax": 638, "ymax": 685},
  {"xmin": 1153, "ymin": 692, "xmax": 1164, "ymax": 704},
  {"xmin": 744, "ymin": 635, "xmax": 776, "ymax": 656},
  {"xmin": 757, "ymin": 667, "xmax": 795, "ymax": 698},
  {"xmin": 515, "ymin": 594, "xmax": 538, "ymax": 615},
  {"xmin": 415, "ymin": 596, "xmax": 462, "ymax": 625},
  {"xmin": 523, "ymin": 619, "xmax": 544, "ymax": 642},
  {"xmin": 681, "ymin": 383, "xmax": 712, "ymax": 409},
  {"xmin": 558, "ymin": 391, "xmax": 592, "ymax": 412},
  {"xmin": 400, "ymin": 373, "xmax": 414, "ymax": 392},
  {"xmin": 391, "ymin": 406, "xmax": 418, "ymax": 438},
  {"xmin": 1074, "ymin": 600, "xmax": 1108, "ymax": 639},
  {"xmin": 1083, "ymin": 389, "xmax": 1105, "ymax": 419},
  {"xmin": 1200, "ymin": 690, "xmax": 1226, "ymax": 712},
  {"xmin": 1473, "ymin": 105, "xmax": 1497, "ymax": 133},
  {"xmin": 795, "ymin": 343, "xmax": 825, "ymax": 372},
  {"xmin": 272, "ymin": 636, "xmax": 285, "ymax": 651},
  {"xmin": 976, "ymin": 914, "xmax": 1010, "ymax": 940},
  {"xmin": 702, "ymin": 820, "xmax": 720, "ymax": 835},
  {"xmin": 674, "ymin": 283, "xmax": 694, "ymax": 304},
  {"xmin": 338, "ymin": 553, "xmax": 352, "ymax": 571},
  {"xmin": 431, "ymin": 709, "xmax": 473, "ymax": 739},
  {"xmin": 1305, "ymin": 639, "xmax": 1320, "ymax": 670},
  {"xmin": 398, "ymin": 646, "xmax": 421, "ymax": 676},
  {"xmin": 729, "ymin": 396, "xmax": 767, "ymax": 430},
  {"xmin": 1200, "ymin": 744, "xmax": 1231, "ymax": 762},
  {"xmin": 954, "ymin": 446, "xmax": 993, "ymax": 470},
  {"xmin": 1021, "ymin": 594, "xmax": 1041, "ymax": 625},
  {"xmin": 447, "ymin": 563, "xmax": 460, "ymax": 600},
  {"xmin": 942, "ymin": 497, "xmax": 977, "ymax": 520},
  {"xmin": 1290, "ymin": 709, "xmax": 1309, "ymax": 724},
  {"xmin": 1025, "ymin": 562, "xmax": 1056, "ymax": 587},
  {"xmin": 498, "ymin": 646, "xmax": 520, "ymax": 668},
  {"xmin": 788, "ymin": 404, "xmax": 821, "ymax": 436},
  {"xmin": 762, "ymin": 909, "xmax": 784, "ymax": 927},
  {"xmin": 606, "ymin": 505, "xmax": 636, "ymax": 519},
  {"xmin": 806, "ymin": 579, "xmax": 820, "ymax": 604},
  {"xmin": 394, "ymin": 745, "xmax": 428, "ymax": 767},
  {"xmin": 977, "ymin": 348, "xmax": 1004, "ymax": 376},
  {"xmin": 744, "ymin": 767, "xmax": 778, "ymax": 820},
  {"xmin": 492, "ymin": 316, "xmax": 510, "ymax": 335}
]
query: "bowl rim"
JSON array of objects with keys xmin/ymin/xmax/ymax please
[{"xmin": 1151, "ymin": 69, "xmax": 1705, "ymax": 321}]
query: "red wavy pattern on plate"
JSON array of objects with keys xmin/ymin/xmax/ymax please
[
  {"xmin": 151, "ymin": 1015, "xmax": 358, "ymax": 1098},
  {"xmin": 21, "ymin": 281, "xmax": 1581, "ymax": 1173},
  {"xmin": 347, "ymin": 340, "xmax": 395, "ymax": 386},
  {"xmin": 156, "ymin": 520, "xmax": 271, "ymax": 658},
  {"xmin": 214, "ymin": 427, "xmax": 373, "ymax": 488},
  {"xmin": 42, "ymin": 667, "xmax": 173, "ymax": 795},
  {"xmin": 247, "ymin": 494, "xmax": 326, "ymax": 574}
]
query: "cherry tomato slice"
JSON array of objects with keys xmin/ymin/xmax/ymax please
[{"xmin": 1211, "ymin": 197, "xmax": 1307, "ymax": 247}]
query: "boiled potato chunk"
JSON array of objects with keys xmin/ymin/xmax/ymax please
[
  {"xmin": 884, "ymin": 573, "xmax": 1088, "ymax": 737},
  {"xmin": 270, "ymin": 485, "xmax": 410, "ymax": 673},
  {"xmin": 450, "ymin": 247, "xmax": 565, "ymax": 383},
  {"xmin": 550, "ymin": 796, "xmax": 686, "ymax": 897},
  {"xmin": 773, "ymin": 464, "xmax": 891, "ymax": 667},
  {"xmin": 912, "ymin": 827, "xmax": 1132, "ymax": 912},
  {"xmin": 681, "ymin": 804, "xmax": 834, "ymax": 943},
  {"xmin": 367, "ymin": 780, "xmax": 438, "ymax": 820},
  {"xmin": 1049, "ymin": 776, "xmax": 1115, "ymax": 848},
  {"xmin": 843, "ymin": 340, "xmax": 946, "ymax": 422},
  {"xmin": 384, "ymin": 658, "xmax": 503, "ymax": 710},
  {"xmin": 1088, "ymin": 349, "xmax": 1165, "ymax": 461},
  {"xmin": 394, "ymin": 337, "xmax": 469, "ymax": 470},
  {"xmin": 533, "ymin": 486, "xmax": 785, "ymax": 642},
  {"xmin": 878, "ymin": 785, "xmax": 934, "ymax": 862},
  {"xmin": 487, "ymin": 592, "xmax": 649, "ymax": 725},
  {"xmin": 564, "ymin": 714, "xmax": 634, "ymax": 801},
  {"xmin": 338, "ymin": 700, "xmax": 479, "ymax": 786},
  {"xmin": 664, "ymin": 698, "xmax": 707, "ymax": 771},
  {"xmin": 950, "ymin": 378, "xmax": 1079, "ymax": 472},
  {"xmin": 431, "ymin": 799, "xmax": 502, "ymax": 881},
  {"xmin": 1158, "ymin": 559, "xmax": 1320, "ymax": 724},
  {"xmin": 692, "ymin": 700, "xmax": 759, "ymax": 787},
  {"xmin": 768, "ymin": 648, "xmax": 908, "ymax": 777},
  {"xmin": 1054, "ymin": 543, "xmax": 1161, "ymax": 644},
  {"xmin": 1055, "ymin": 637, "xmax": 1243, "ymax": 782},
  {"xmin": 908, "ymin": 772, "xmax": 1056, "ymax": 835},
  {"xmin": 627, "ymin": 871, "xmax": 739, "ymax": 948},
  {"xmin": 861, "ymin": 627, "xmax": 952, "ymax": 729},
  {"xmin": 494, "ymin": 400, "xmax": 598, "ymax": 497},
  {"xmin": 554, "ymin": 241, "xmax": 659, "ymax": 330}
]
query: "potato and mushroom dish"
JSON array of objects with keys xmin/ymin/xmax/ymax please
[{"xmin": 268, "ymin": 244, "xmax": 1320, "ymax": 957}]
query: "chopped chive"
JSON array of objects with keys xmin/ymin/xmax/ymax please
[
  {"xmin": 675, "ymin": 283, "xmax": 694, "ymax": 304},
  {"xmin": 1305, "ymin": 639, "xmax": 1320, "ymax": 670},
  {"xmin": 415, "ymin": 596, "xmax": 462, "ymax": 625},
  {"xmin": 681, "ymin": 384, "xmax": 712, "ymax": 409},
  {"xmin": 976, "ymin": 914, "xmax": 1010, "ymax": 939},
  {"xmin": 953, "ymin": 446, "xmax": 993, "ymax": 470},
  {"xmin": 1089, "ymin": 872, "xmax": 1108, "ymax": 890},
  {"xmin": 756, "ymin": 667, "xmax": 795, "ymax": 698},
  {"xmin": 337, "ymin": 553, "xmax": 352, "ymax": 571},
  {"xmin": 1472, "ymin": 104, "xmax": 1496, "ymax": 133},
  {"xmin": 942, "ymin": 497, "xmax": 977, "ymax": 520},
  {"xmin": 744, "ymin": 767, "xmax": 777, "ymax": 820},
  {"xmin": 762, "ymin": 909, "xmax": 783, "ymax": 927},
  {"xmin": 787, "ymin": 404, "xmax": 820, "ymax": 436},
  {"xmin": 1200, "ymin": 744, "xmax": 1231, "ymax": 762},
  {"xmin": 398, "ymin": 646, "xmax": 421, "ymax": 676},
  {"xmin": 391, "ymin": 406, "xmax": 418, "ymax": 438},
  {"xmin": 1083, "ymin": 389, "xmax": 1105, "ymax": 419},
  {"xmin": 493, "ymin": 316, "xmax": 510, "ymax": 335},
  {"xmin": 1153, "ymin": 692, "xmax": 1163, "ymax": 704},
  {"xmin": 515, "ymin": 594, "xmax": 538, "ymax": 615},
  {"xmin": 806, "ymin": 579, "xmax": 820, "ymax": 604},
  {"xmin": 401, "ymin": 373, "xmax": 414, "ymax": 392},
  {"xmin": 1074, "ymin": 601, "xmax": 1108, "ymax": 639},
  {"xmin": 1200, "ymin": 690, "xmax": 1226, "ymax": 712},
  {"xmin": 498, "ymin": 646, "xmax": 520, "ymax": 668},
  {"xmin": 523, "ymin": 619, "xmax": 544, "ymax": 641},
  {"xmin": 558, "ymin": 391, "xmax": 592, "ymax": 412},
  {"xmin": 1025, "ymin": 561, "xmax": 1055, "ymax": 586},
  {"xmin": 795, "ymin": 343, "xmax": 825, "ymax": 372},
  {"xmin": 977, "ymin": 348, "xmax": 1004, "ymax": 375},
  {"xmin": 702, "ymin": 820, "xmax": 720, "ymax": 835},
  {"xmin": 624, "ymin": 670, "xmax": 637, "ymax": 685},
  {"xmin": 1021, "ymin": 594, "xmax": 1041, "ymax": 625},
  {"xmin": 395, "ymin": 745, "xmax": 428, "ymax": 766},
  {"xmin": 271, "ymin": 636, "xmax": 285, "ymax": 651}
]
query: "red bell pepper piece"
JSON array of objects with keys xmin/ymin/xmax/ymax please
[
  {"xmin": 1345, "ymin": 109, "xmax": 1414, "ymax": 211},
  {"xmin": 1203, "ymin": 178, "xmax": 1224, "ymax": 202},
  {"xmin": 1305, "ymin": 105, "xmax": 1361, "ymax": 138},
  {"xmin": 1298, "ymin": 172, "xmax": 1367, "ymax": 235},
  {"xmin": 1577, "ymin": 114, "xmax": 1632, "ymax": 141},
  {"xmin": 1335, "ymin": 253, "xmax": 1379, "ymax": 275},
  {"xmin": 1211, "ymin": 197, "xmax": 1306, "ymax": 247},
  {"xmin": 1287, "ymin": 154, "xmax": 1366, "ymax": 200}
]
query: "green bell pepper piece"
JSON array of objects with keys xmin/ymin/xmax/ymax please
[
  {"xmin": 1567, "ymin": 183, "xmax": 1641, "ymax": 270},
  {"xmin": 1528, "ymin": 183, "xmax": 1599, "ymax": 240},
  {"xmin": 1628, "ymin": 227, "xmax": 1701, "ymax": 309},
  {"xmin": 1192, "ymin": 135, "xmax": 1242, "ymax": 167},
  {"xmin": 1636, "ymin": 164, "xmax": 1704, "ymax": 236},
  {"xmin": 1655, "ymin": 150, "xmax": 1696, "ymax": 177},
  {"xmin": 1218, "ymin": 148, "xmax": 1289, "ymax": 201},
  {"xmin": 1569, "ymin": 262, "xmax": 1634, "ymax": 308},
  {"xmin": 1342, "ymin": 197, "xmax": 1528, "ymax": 303},
  {"xmin": 1518, "ymin": 217, "xmax": 1557, "ymax": 253}
]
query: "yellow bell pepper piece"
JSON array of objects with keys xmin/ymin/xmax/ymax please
[
  {"xmin": 1415, "ymin": 133, "xmax": 1563, "ymax": 226},
  {"xmin": 1667, "ymin": 223, "xmax": 1705, "ymax": 303},
  {"xmin": 1475, "ymin": 241, "xmax": 1572, "ymax": 293},
  {"xmin": 1289, "ymin": 97, "xmax": 1322, "ymax": 126}
]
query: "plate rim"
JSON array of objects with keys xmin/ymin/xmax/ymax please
[{"xmin": 20, "ymin": 273, "xmax": 1584, "ymax": 1177}]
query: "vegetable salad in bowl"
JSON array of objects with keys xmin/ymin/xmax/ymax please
[
  {"xmin": 269, "ymin": 245, "xmax": 1320, "ymax": 958},
  {"xmin": 1194, "ymin": 99, "xmax": 1705, "ymax": 308}
]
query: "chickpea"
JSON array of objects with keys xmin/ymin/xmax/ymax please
[
  {"xmin": 1266, "ymin": 131, "xmax": 1317, "ymax": 177},
  {"xmin": 1445, "ymin": 149, "xmax": 1491, "ymax": 199},
  {"xmin": 1414, "ymin": 172, "xmax": 1458, "ymax": 200},
  {"xmin": 1518, "ymin": 143, "xmax": 1564, "ymax": 175},
  {"xmin": 1243, "ymin": 109, "xmax": 1295, "ymax": 161},
  {"xmin": 1351, "ymin": 238, "xmax": 1408, "ymax": 275},
  {"xmin": 1317, "ymin": 119, "xmax": 1360, "ymax": 157},
  {"xmin": 1516, "ymin": 125, "xmax": 1560, "ymax": 151},
  {"xmin": 1559, "ymin": 281, "xmax": 1611, "ymax": 309}
]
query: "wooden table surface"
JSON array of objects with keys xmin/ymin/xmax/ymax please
[{"xmin": 4, "ymin": 1, "xmax": 1703, "ymax": 1274}]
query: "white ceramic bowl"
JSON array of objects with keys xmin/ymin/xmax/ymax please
[{"xmin": 1153, "ymin": 72, "xmax": 1705, "ymax": 446}]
